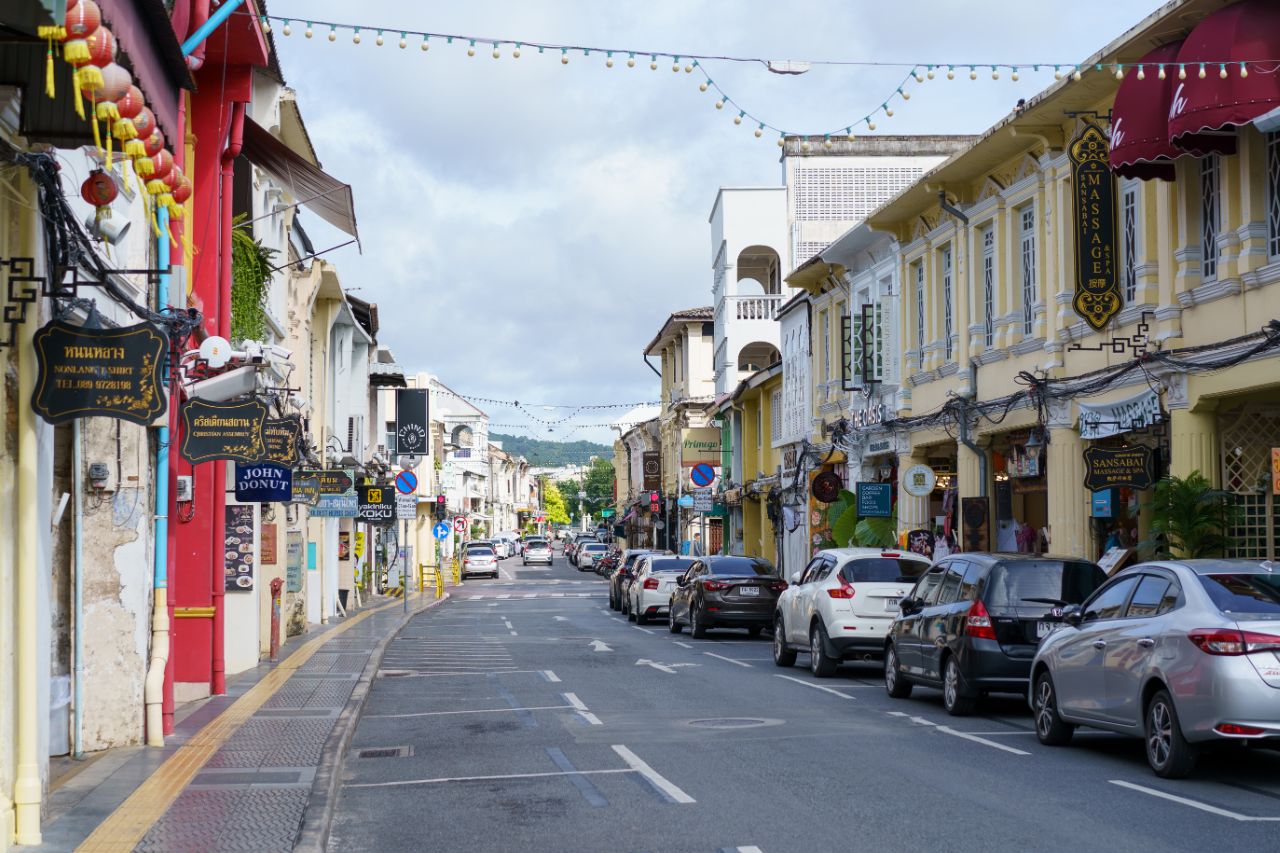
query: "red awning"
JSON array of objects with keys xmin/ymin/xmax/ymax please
[
  {"xmin": 1109, "ymin": 42, "xmax": 1184, "ymax": 181},
  {"xmin": 1168, "ymin": 0, "xmax": 1280, "ymax": 156}
]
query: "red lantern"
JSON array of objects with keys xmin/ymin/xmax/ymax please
[
  {"xmin": 156, "ymin": 164, "xmax": 182, "ymax": 208},
  {"xmin": 171, "ymin": 174, "xmax": 192, "ymax": 205},
  {"xmin": 145, "ymin": 149, "xmax": 173, "ymax": 195},
  {"xmin": 62, "ymin": 0, "xmax": 101, "ymax": 59},
  {"xmin": 88, "ymin": 62, "xmax": 130, "ymax": 123},
  {"xmin": 114, "ymin": 85, "xmax": 144, "ymax": 147},
  {"xmin": 80, "ymin": 168, "xmax": 117, "ymax": 222},
  {"xmin": 133, "ymin": 126, "xmax": 163, "ymax": 176}
]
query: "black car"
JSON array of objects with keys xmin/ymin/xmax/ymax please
[
  {"xmin": 884, "ymin": 553, "xmax": 1107, "ymax": 715},
  {"xmin": 668, "ymin": 556, "xmax": 785, "ymax": 638}
]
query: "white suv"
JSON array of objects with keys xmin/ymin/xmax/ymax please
[
  {"xmin": 774, "ymin": 548, "xmax": 932, "ymax": 677},
  {"xmin": 627, "ymin": 555, "xmax": 692, "ymax": 624}
]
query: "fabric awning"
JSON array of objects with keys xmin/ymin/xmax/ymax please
[
  {"xmin": 1109, "ymin": 42, "xmax": 1183, "ymax": 181},
  {"xmin": 1168, "ymin": 0, "xmax": 1280, "ymax": 157},
  {"xmin": 241, "ymin": 118, "xmax": 360, "ymax": 241}
]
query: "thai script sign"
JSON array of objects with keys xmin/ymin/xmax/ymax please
[
  {"xmin": 263, "ymin": 416, "xmax": 302, "ymax": 466},
  {"xmin": 310, "ymin": 468, "xmax": 357, "ymax": 517},
  {"xmin": 1083, "ymin": 445, "xmax": 1154, "ymax": 492},
  {"xmin": 32, "ymin": 320, "xmax": 167, "ymax": 425},
  {"xmin": 179, "ymin": 398, "xmax": 268, "ymax": 464}
]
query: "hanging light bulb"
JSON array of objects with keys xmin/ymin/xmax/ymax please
[
  {"xmin": 1157, "ymin": 64, "xmax": 1165, "ymax": 79},
  {"xmin": 715, "ymin": 99, "xmax": 725, "ymax": 110},
  {"xmin": 1011, "ymin": 67, "xmax": 1019, "ymax": 81},
  {"xmin": 398, "ymin": 33, "xmax": 407, "ymax": 49},
  {"xmin": 650, "ymin": 55, "xmax": 658, "ymax": 70},
  {"xmin": 491, "ymin": 43, "xmax": 500, "ymax": 59},
  {"xmin": 421, "ymin": 35, "xmax": 430, "ymax": 51},
  {"xmin": 1115, "ymin": 64, "xmax": 1124, "ymax": 80},
  {"xmin": 467, "ymin": 40, "xmax": 476, "ymax": 57},
  {"xmin": 867, "ymin": 120, "xmax": 877, "ymax": 131},
  {"xmin": 281, "ymin": 20, "xmax": 292, "ymax": 36},
  {"xmin": 304, "ymin": 22, "xmax": 313, "ymax": 38},
  {"xmin": 352, "ymin": 28, "xmax": 361, "ymax": 44},
  {"xmin": 512, "ymin": 43, "xmax": 521, "ymax": 58},
  {"xmin": 627, "ymin": 53, "xmax": 636, "ymax": 67},
  {"xmin": 1072, "ymin": 67, "xmax": 1082, "ymax": 81},
  {"xmin": 605, "ymin": 51, "xmax": 613, "ymax": 67},
  {"xmin": 375, "ymin": 31, "xmax": 385, "ymax": 46},
  {"xmin": 1178, "ymin": 64, "xmax": 1187, "ymax": 79},
  {"xmin": 846, "ymin": 130, "xmax": 856, "ymax": 142},
  {"xmin": 800, "ymin": 140, "xmax": 811, "ymax": 152},
  {"xmin": 969, "ymin": 66, "xmax": 977, "ymax": 80},
  {"xmin": 901, "ymin": 89, "xmax": 910, "ymax": 100},
  {"xmin": 1137, "ymin": 65, "xmax": 1145, "ymax": 80},
  {"xmin": 260, "ymin": 16, "xmax": 271, "ymax": 34},
  {"xmin": 927, "ymin": 66, "xmax": 936, "ymax": 80},
  {"xmin": 823, "ymin": 136, "xmax": 833, "ymax": 149},
  {"xmin": 1198, "ymin": 63, "xmax": 1206, "ymax": 79},
  {"xmin": 754, "ymin": 127, "xmax": 764, "ymax": 138},
  {"xmin": 1054, "ymin": 65, "xmax": 1062, "ymax": 80},
  {"xmin": 1239, "ymin": 62, "xmax": 1249, "ymax": 79},
  {"xmin": 913, "ymin": 69, "xmax": 924, "ymax": 83},
  {"xmin": 672, "ymin": 56, "xmax": 681, "ymax": 72},
  {"xmin": 327, "ymin": 25, "xmax": 336, "ymax": 42},
  {"xmin": 561, "ymin": 48, "xmax": 569, "ymax": 65},
  {"xmin": 885, "ymin": 105, "xmax": 894, "ymax": 117},
  {"xmin": 991, "ymin": 66, "xmax": 999, "ymax": 80},
  {"xmin": 777, "ymin": 133, "xmax": 785, "ymax": 148},
  {"xmin": 946, "ymin": 66, "xmax": 955, "ymax": 80},
  {"xmin": 685, "ymin": 63, "xmax": 694, "ymax": 73},
  {"xmin": 698, "ymin": 81, "xmax": 708, "ymax": 92},
  {"xmin": 734, "ymin": 111, "xmax": 744, "ymax": 125},
  {"xmin": 1218, "ymin": 63, "xmax": 1227, "ymax": 79}
]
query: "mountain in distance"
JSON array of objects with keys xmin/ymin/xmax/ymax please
[{"xmin": 489, "ymin": 433, "xmax": 612, "ymax": 467}]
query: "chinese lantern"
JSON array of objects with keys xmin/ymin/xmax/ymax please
[
  {"xmin": 65, "ymin": 20, "xmax": 113, "ymax": 120},
  {"xmin": 80, "ymin": 168, "xmax": 117, "ymax": 223},
  {"xmin": 127, "ymin": 108, "xmax": 156, "ymax": 160},
  {"xmin": 157, "ymin": 164, "xmax": 182, "ymax": 209},
  {"xmin": 145, "ymin": 149, "xmax": 173, "ymax": 196},
  {"xmin": 133, "ymin": 126, "xmax": 163, "ymax": 177},
  {"xmin": 171, "ymin": 173, "xmax": 192, "ymax": 208},
  {"xmin": 62, "ymin": 0, "xmax": 101, "ymax": 64},
  {"xmin": 114, "ymin": 85, "xmax": 144, "ymax": 146},
  {"xmin": 84, "ymin": 62, "xmax": 130, "ymax": 165}
]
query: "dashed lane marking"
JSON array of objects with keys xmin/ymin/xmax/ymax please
[
  {"xmin": 704, "ymin": 652, "xmax": 752, "ymax": 668},
  {"xmin": 365, "ymin": 704, "xmax": 574, "ymax": 719},
  {"xmin": 1109, "ymin": 780, "xmax": 1280, "ymax": 821},
  {"xmin": 935, "ymin": 726, "xmax": 1031, "ymax": 755},
  {"xmin": 773, "ymin": 674, "xmax": 856, "ymax": 700},
  {"xmin": 541, "ymin": 670, "xmax": 561, "ymax": 682},
  {"xmin": 674, "ymin": 641, "xmax": 693, "ymax": 649}
]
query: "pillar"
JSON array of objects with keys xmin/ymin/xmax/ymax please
[
  {"xmin": 897, "ymin": 448, "xmax": 931, "ymax": 535},
  {"xmin": 1169, "ymin": 407, "xmax": 1219, "ymax": 486},
  {"xmin": 1046, "ymin": 426, "xmax": 1089, "ymax": 560}
]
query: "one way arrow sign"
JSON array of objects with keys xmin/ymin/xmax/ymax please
[{"xmin": 589, "ymin": 640, "xmax": 612, "ymax": 652}]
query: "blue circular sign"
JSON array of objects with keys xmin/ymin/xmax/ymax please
[
  {"xmin": 395, "ymin": 470, "xmax": 419, "ymax": 495},
  {"xmin": 690, "ymin": 463, "xmax": 715, "ymax": 487},
  {"xmin": 433, "ymin": 522, "xmax": 451, "ymax": 540}
]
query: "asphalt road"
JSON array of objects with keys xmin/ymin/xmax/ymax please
[{"xmin": 327, "ymin": 550, "xmax": 1280, "ymax": 853}]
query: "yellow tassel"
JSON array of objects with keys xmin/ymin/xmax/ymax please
[
  {"xmin": 134, "ymin": 155, "xmax": 154, "ymax": 178},
  {"xmin": 146, "ymin": 178, "xmax": 167, "ymax": 195},
  {"xmin": 124, "ymin": 138, "xmax": 145, "ymax": 158},
  {"xmin": 113, "ymin": 117, "xmax": 137, "ymax": 142},
  {"xmin": 121, "ymin": 160, "xmax": 133, "ymax": 195},
  {"xmin": 64, "ymin": 40, "xmax": 90, "ymax": 64},
  {"xmin": 157, "ymin": 192, "xmax": 174, "ymax": 208},
  {"xmin": 90, "ymin": 99, "xmax": 102, "ymax": 155},
  {"xmin": 105, "ymin": 132, "xmax": 113, "ymax": 170},
  {"xmin": 72, "ymin": 69, "xmax": 84, "ymax": 119},
  {"xmin": 44, "ymin": 46, "xmax": 56, "ymax": 98},
  {"xmin": 150, "ymin": 204, "xmax": 161, "ymax": 238}
]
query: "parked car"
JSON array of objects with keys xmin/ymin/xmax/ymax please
[
  {"xmin": 609, "ymin": 550, "xmax": 670, "ymax": 610},
  {"xmin": 576, "ymin": 543, "xmax": 609, "ymax": 572},
  {"xmin": 774, "ymin": 549, "xmax": 933, "ymax": 676},
  {"xmin": 883, "ymin": 553, "xmax": 1107, "ymax": 715},
  {"xmin": 669, "ymin": 556, "xmax": 785, "ymax": 638},
  {"xmin": 462, "ymin": 543, "xmax": 500, "ymax": 579},
  {"xmin": 566, "ymin": 535, "xmax": 583, "ymax": 566},
  {"xmin": 1030, "ymin": 558, "xmax": 1280, "ymax": 778},
  {"xmin": 626, "ymin": 555, "xmax": 693, "ymax": 624},
  {"xmin": 522, "ymin": 538, "xmax": 553, "ymax": 566}
]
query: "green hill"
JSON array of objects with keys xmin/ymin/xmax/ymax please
[{"xmin": 489, "ymin": 433, "xmax": 612, "ymax": 467}]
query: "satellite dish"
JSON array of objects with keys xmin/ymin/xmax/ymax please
[{"xmin": 199, "ymin": 336, "xmax": 232, "ymax": 369}]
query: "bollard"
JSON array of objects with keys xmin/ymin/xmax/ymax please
[
  {"xmin": 452, "ymin": 558, "xmax": 460, "ymax": 585},
  {"xmin": 436, "ymin": 567, "xmax": 444, "ymax": 599},
  {"xmin": 269, "ymin": 577, "xmax": 284, "ymax": 662}
]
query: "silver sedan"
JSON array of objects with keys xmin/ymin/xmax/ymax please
[{"xmin": 1030, "ymin": 559, "xmax": 1280, "ymax": 778}]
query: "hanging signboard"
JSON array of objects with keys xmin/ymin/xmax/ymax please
[
  {"xmin": 32, "ymin": 319, "xmax": 168, "ymax": 425},
  {"xmin": 1083, "ymin": 445, "xmax": 1154, "ymax": 491},
  {"xmin": 1078, "ymin": 388, "xmax": 1162, "ymax": 440},
  {"xmin": 263, "ymin": 416, "xmax": 302, "ymax": 466},
  {"xmin": 317, "ymin": 469, "xmax": 354, "ymax": 495},
  {"xmin": 234, "ymin": 463, "xmax": 293, "ymax": 503},
  {"xmin": 1069, "ymin": 123, "xmax": 1122, "ymax": 330},
  {"xmin": 357, "ymin": 484, "xmax": 396, "ymax": 525},
  {"xmin": 961, "ymin": 496, "xmax": 990, "ymax": 552},
  {"xmin": 642, "ymin": 452, "xmax": 661, "ymax": 491},
  {"xmin": 692, "ymin": 488, "xmax": 714, "ymax": 513},
  {"xmin": 224, "ymin": 504, "xmax": 256, "ymax": 591},
  {"xmin": 680, "ymin": 427, "xmax": 720, "ymax": 467},
  {"xmin": 394, "ymin": 388, "xmax": 429, "ymax": 456},
  {"xmin": 856, "ymin": 482, "xmax": 893, "ymax": 518},
  {"xmin": 291, "ymin": 475, "xmax": 321, "ymax": 506},
  {"xmin": 310, "ymin": 468, "xmax": 357, "ymax": 518},
  {"xmin": 901, "ymin": 464, "xmax": 937, "ymax": 498},
  {"xmin": 179, "ymin": 398, "xmax": 268, "ymax": 464}
]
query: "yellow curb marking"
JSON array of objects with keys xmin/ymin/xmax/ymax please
[{"xmin": 76, "ymin": 598, "xmax": 405, "ymax": 852}]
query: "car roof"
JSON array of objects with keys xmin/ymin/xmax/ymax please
[
  {"xmin": 1132, "ymin": 558, "xmax": 1277, "ymax": 575},
  {"xmin": 951, "ymin": 552, "xmax": 1099, "ymax": 566},
  {"xmin": 818, "ymin": 547, "xmax": 931, "ymax": 562}
]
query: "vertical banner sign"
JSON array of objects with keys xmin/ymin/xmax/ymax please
[
  {"xmin": 1069, "ymin": 123, "xmax": 1122, "ymax": 330},
  {"xmin": 261, "ymin": 524, "xmax": 278, "ymax": 564},
  {"xmin": 31, "ymin": 320, "xmax": 168, "ymax": 425},
  {"xmin": 1273, "ymin": 448, "xmax": 1280, "ymax": 496},
  {"xmin": 395, "ymin": 388, "xmax": 429, "ymax": 456},
  {"xmin": 642, "ymin": 452, "xmax": 661, "ymax": 491},
  {"xmin": 285, "ymin": 531, "xmax": 303, "ymax": 593},
  {"xmin": 224, "ymin": 504, "xmax": 257, "ymax": 591}
]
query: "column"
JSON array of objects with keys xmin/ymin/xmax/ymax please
[
  {"xmin": 1046, "ymin": 424, "xmax": 1089, "ymax": 560},
  {"xmin": 1169, "ymin": 407, "xmax": 1219, "ymax": 486},
  {"xmin": 897, "ymin": 447, "xmax": 931, "ymax": 536}
]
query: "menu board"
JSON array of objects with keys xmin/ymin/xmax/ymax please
[
  {"xmin": 32, "ymin": 319, "xmax": 168, "ymax": 425},
  {"xmin": 224, "ymin": 504, "xmax": 257, "ymax": 591}
]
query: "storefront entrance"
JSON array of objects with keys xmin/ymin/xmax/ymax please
[{"xmin": 1220, "ymin": 404, "xmax": 1280, "ymax": 561}]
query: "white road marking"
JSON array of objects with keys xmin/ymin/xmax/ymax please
[
  {"xmin": 554, "ymin": 616, "xmax": 569, "ymax": 621},
  {"xmin": 704, "ymin": 652, "xmax": 752, "ymax": 668},
  {"xmin": 589, "ymin": 640, "xmax": 612, "ymax": 652},
  {"xmin": 635, "ymin": 659, "xmax": 698, "ymax": 674},
  {"xmin": 563, "ymin": 692, "xmax": 603, "ymax": 726},
  {"xmin": 674, "ymin": 641, "xmax": 693, "ymax": 649},
  {"xmin": 378, "ymin": 670, "xmax": 546, "ymax": 678},
  {"xmin": 738, "ymin": 847, "xmax": 765, "ymax": 853},
  {"xmin": 541, "ymin": 670, "xmax": 561, "ymax": 683},
  {"xmin": 503, "ymin": 620, "xmax": 514, "ymax": 629},
  {"xmin": 348, "ymin": 768, "xmax": 636, "ymax": 789},
  {"xmin": 909, "ymin": 716, "xmax": 937, "ymax": 727},
  {"xmin": 496, "ymin": 594, "xmax": 511, "ymax": 600},
  {"xmin": 367, "ymin": 705, "xmax": 573, "ymax": 719},
  {"xmin": 1109, "ymin": 780, "xmax": 1280, "ymax": 821},
  {"xmin": 773, "ymin": 675, "xmax": 856, "ymax": 699},
  {"xmin": 934, "ymin": 726, "xmax": 1031, "ymax": 755},
  {"xmin": 525, "ymin": 593, "xmax": 538, "ymax": 598},
  {"xmin": 960, "ymin": 730, "xmax": 1036, "ymax": 736},
  {"xmin": 611, "ymin": 745, "xmax": 696, "ymax": 804},
  {"xmin": 509, "ymin": 631, "xmax": 519, "ymax": 636},
  {"xmin": 632, "ymin": 626, "xmax": 655, "ymax": 634}
]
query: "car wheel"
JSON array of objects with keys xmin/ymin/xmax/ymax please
[
  {"xmin": 1146, "ymin": 689, "xmax": 1198, "ymax": 778},
  {"xmin": 809, "ymin": 623, "xmax": 838, "ymax": 678},
  {"xmin": 942, "ymin": 657, "xmax": 977, "ymax": 716},
  {"xmin": 609, "ymin": 591, "xmax": 618, "ymax": 611},
  {"xmin": 522, "ymin": 561, "xmax": 528, "ymax": 566},
  {"xmin": 1033, "ymin": 671, "xmax": 1074, "ymax": 746},
  {"xmin": 689, "ymin": 604, "xmax": 707, "ymax": 638},
  {"xmin": 773, "ymin": 618, "xmax": 797, "ymax": 667},
  {"xmin": 668, "ymin": 607, "xmax": 682, "ymax": 634},
  {"xmin": 884, "ymin": 644, "xmax": 913, "ymax": 699},
  {"xmin": 747, "ymin": 626, "xmax": 762, "ymax": 638},
  {"xmin": 627, "ymin": 600, "xmax": 637, "ymax": 622},
  {"xmin": 636, "ymin": 608, "xmax": 648, "ymax": 625}
]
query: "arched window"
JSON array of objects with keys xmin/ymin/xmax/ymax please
[
  {"xmin": 736, "ymin": 245, "xmax": 782, "ymax": 294},
  {"xmin": 451, "ymin": 425, "xmax": 474, "ymax": 448},
  {"xmin": 737, "ymin": 342, "xmax": 781, "ymax": 372}
]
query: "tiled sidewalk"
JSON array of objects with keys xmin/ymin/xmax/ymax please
[{"xmin": 35, "ymin": 590, "xmax": 449, "ymax": 853}]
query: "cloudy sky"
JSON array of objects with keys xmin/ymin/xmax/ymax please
[{"xmin": 272, "ymin": 0, "xmax": 1157, "ymax": 447}]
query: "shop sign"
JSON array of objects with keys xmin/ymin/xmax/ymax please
[
  {"xmin": 263, "ymin": 416, "xmax": 302, "ymax": 466},
  {"xmin": 291, "ymin": 475, "xmax": 321, "ymax": 506},
  {"xmin": 851, "ymin": 403, "xmax": 886, "ymax": 430},
  {"xmin": 311, "ymin": 468, "xmax": 357, "ymax": 518},
  {"xmin": 1068, "ymin": 123, "xmax": 1122, "ymax": 330},
  {"xmin": 234, "ymin": 463, "xmax": 292, "ymax": 503},
  {"xmin": 867, "ymin": 439, "xmax": 894, "ymax": 456},
  {"xmin": 1271, "ymin": 448, "xmax": 1280, "ymax": 496},
  {"xmin": 856, "ymin": 482, "xmax": 893, "ymax": 518},
  {"xmin": 1091, "ymin": 490, "xmax": 1113, "ymax": 518},
  {"xmin": 394, "ymin": 388, "xmax": 429, "ymax": 456},
  {"xmin": 1083, "ymin": 445, "xmax": 1154, "ymax": 491},
  {"xmin": 285, "ymin": 531, "xmax": 303, "ymax": 593},
  {"xmin": 901, "ymin": 464, "xmax": 937, "ymax": 498},
  {"xmin": 680, "ymin": 427, "xmax": 720, "ymax": 467},
  {"xmin": 354, "ymin": 532, "xmax": 365, "ymax": 559},
  {"xmin": 32, "ymin": 320, "xmax": 168, "ymax": 426},
  {"xmin": 642, "ymin": 452, "xmax": 661, "ymax": 490},
  {"xmin": 317, "ymin": 469, "xmax": 354, "ymax": 495},
  {"xmin": 961, "ymin": 497, "xmax": 990, "ymax": 552},
  {"xmin": 357, "ymin": 484, "xmax": 396, "ymax": 525},
  {"xmin": 224, "ymin": 504, "xmax": 256, "ymax": 591},
  {"xmin": 1078, "ymin": 388, "xmax": 1162, "ymax": 439},
  {"xmin": 261, "ymin": 524, "xmax": 277, "ymax": 564},
  {"xmin": 179, "ymin": 398, "xmax": 268, "ymax": 464}
]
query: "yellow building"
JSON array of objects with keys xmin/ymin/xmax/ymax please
[
  {"xmin": 719, "ymin": 366, "xmax": 784, "ymax": 562},
  {"xmin": 864, "ymin": 0, "xmax": 1280, "ymax": 563}
]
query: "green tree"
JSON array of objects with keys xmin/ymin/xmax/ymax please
[
  {"xmin": 541, "ymin": 479, "xmax": 571, "ymax": 526},
  {"xmin": 1143, "ymin": 471, "xmax": 1239, "ymax": 558}
]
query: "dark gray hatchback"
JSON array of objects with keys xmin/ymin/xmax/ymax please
[{"xmin": 884, "ymin": 553, "xmax": 1106, "ymax": 715}]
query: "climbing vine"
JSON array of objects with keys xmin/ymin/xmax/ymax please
[{"xmin": 230, "ymin": 214, "xmax": 277, "ymax": 344}]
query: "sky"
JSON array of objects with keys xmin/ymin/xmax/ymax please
[{"xmin": 271, "ymin": 0, "xmax": 1160, "ymax": 448}]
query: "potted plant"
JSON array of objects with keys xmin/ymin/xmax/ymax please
[{"xmin": 1142, "ymin": 471, "xmax": 1239, "ymax": 559}]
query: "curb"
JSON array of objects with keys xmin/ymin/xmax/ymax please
[{"xmin": 294, "ymin": 591, "xmax": 453, "ymax": 852}]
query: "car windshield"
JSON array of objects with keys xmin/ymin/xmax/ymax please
[
  {"xmin": 1198, "ymin": 573, "xmax": 1280, "ymax": 617},
  {"xmin": 648, "ymin": 558, "xmax": 691, "ymax": 574},
  {"xmin": 526, "ymin": 541, "xmax": 548, "ymax": 548},
  {"xmin": 466, "ymin": 546, "xmax": 494, "ymax": 556},
  {"xmin": 985, "ymin": 560, "xmax": 1105, "ymax": 609},
  {"xmin": 583, "ymin": 544, "xmax": 607, "ymax": 552},
  {"xmin": 707, "ymin": 558, "xmax": 776, "ymax": 577},
  {"xmin": 840, "ymin": 558, "xmax": 929, "ymax": 583}
]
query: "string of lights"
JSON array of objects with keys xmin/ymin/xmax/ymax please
[
  {"xmin": 262, "ymin": 13, "xmax": 1280, "ymax": 144},
  {"xmin": 430, "ymin": 385, "xmax": 660, "ymax": 411}
]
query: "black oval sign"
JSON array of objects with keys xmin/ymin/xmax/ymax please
[{"xmin": 32, "ymin": 319, "xmax": 168, "ymax": 425}]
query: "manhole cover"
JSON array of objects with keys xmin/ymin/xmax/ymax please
[{"xmin": 688, "ymin": 718, "xmax": 777, "ymax": 729}]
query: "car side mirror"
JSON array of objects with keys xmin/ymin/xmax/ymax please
[
  {"xmin": 676, "ymin": 576, "xmax": 687, "ymax": 587},
  {"xmin": 1061, "ymin": 605, "xmax": 1083, "ymax": 627},
  {"xmin": 899, "ymin": 597, "xmax": 921, "ymax": 615},
  {"xmin": 789, "ymin": 571, "xmax": 802, "ymax": 584}
]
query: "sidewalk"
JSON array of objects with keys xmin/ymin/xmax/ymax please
[{"xmin": 34, "ymin": 587, "xmax": 452, "ymax": 853}]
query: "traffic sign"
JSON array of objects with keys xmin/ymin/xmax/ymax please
[
  {"xmin": 678, "ymin": 494, "xmax": 695, "ymax": 509},
  {"xmin": 693, "ymin": 488, "xmax": 714, "ymax": 513},
  {"xmin": 601, "ymin": 508, "xmax": 616, "ymax": 518},
  {"xmin": 394, "ymin": 469, "xmax": 418, "ymax": 495},
  {"xmin": 433, "ymin": 522, "xmax": 450, "ymax": 540},
  {"xmin": 690, "ymin": 462, "xmax": 715, "ymax": 488},
  {"xmin": 396, "ymin": 494, "xmax": 417, "ymax": 520},
  {"xmin": 453, "ymin": 515, "xmax": 468, "ymax": 533}
]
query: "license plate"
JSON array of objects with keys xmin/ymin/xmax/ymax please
[
  {"xmin": 739, "ymin": 586, "xmax": 760, "ymax": 596},
  {"xmin": 1037, "ymin": 621, "xmax": 1056, "ymax": 639},
  {"xmin": 883, "ymin": 598, "xmax": 900, "ymax": 612}
]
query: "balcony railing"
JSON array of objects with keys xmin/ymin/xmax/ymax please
[{"xmin": 726, "ymin": 294, "xmax": 782, "ymax": 321}]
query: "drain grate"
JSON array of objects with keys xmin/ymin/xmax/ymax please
[{"xmin": 355, "ymin": 745, "xmax": 413, "ymax": 759}]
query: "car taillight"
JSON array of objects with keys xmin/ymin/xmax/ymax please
[
  {"xmin": 703, "ymin": 580, "xmax": 729, "ymax": 591},
  {"xmin": 1189, "ymin": 628, "xmax": 1280, "ymax": 655},
  {"xmin": 1215, "ymin": 722, "xmax": 1268, "ymax": 736},
  {"xmin": 827, "ymin": 583, "xmax": 855, "ymax": 599},
  {"xmin": 965, "ymin": 599, "xmax": 996, "ymax": 640},
  {"xmin": 643, "ymin": 578, "xmax": 659, "ymax": 589},
  {"xmin": 769, "ymin": 580, "xmax": 788, "ymax": 593}
]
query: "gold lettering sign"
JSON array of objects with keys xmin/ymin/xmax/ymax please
[
  {"xmin": 1069, "ymin": 124, "xmax": 1122, "ymax": 330},
  {"xmin": 32, "ymin": 320, "xmax": 167, "ymax": 425}
]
